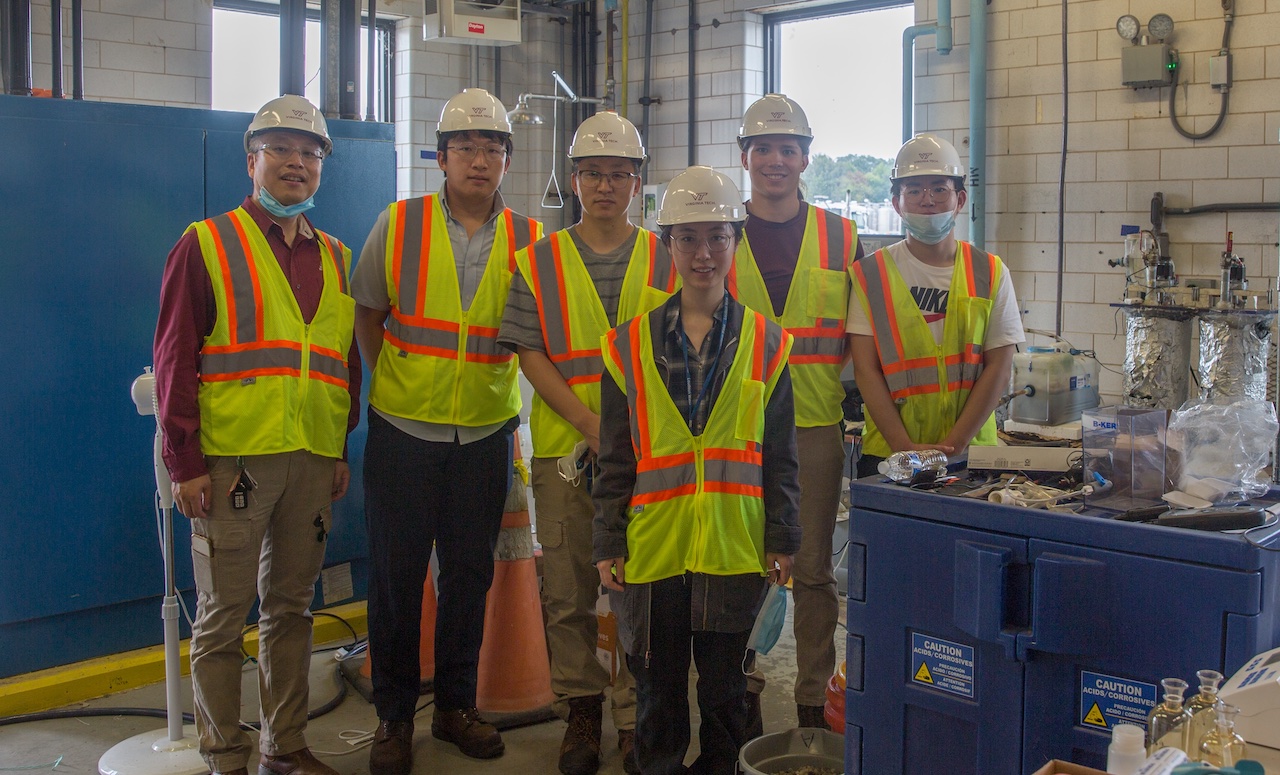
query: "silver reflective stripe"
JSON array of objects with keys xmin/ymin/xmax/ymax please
[
  {"xmin": 465, "ymin": 332, "xmax": 513, "ymax": 358},
  {"xmin": 209, "ymin": 212, "xmax": 259, "ymax": 346},
  {"xmin": 647, "ymin": 231, "xmax": 675, "ymax": 290},
  {"xmin": 202, "ymin": 347, "xmax": 302, "ymax": 376},
  {"xmin": 968, "ymin": 244, "xmax": 993, "ymax": 300},
  {"xmin": 817, "ymin": 208, "xmax": 848, "ymax": 272},
  {"xmin": 557, "ymin": 354, "xmax": 605, "ymax": 381},
  {"xmin": 386, "ymin": 317, "xmax": 456, "ymax": 350},
  {"xmin": 704, "ymin": 457, "xmax": 762, "ymax": 487},
  {"xmin": 859, "ymin": 253, "xmax": 900, "ymax": 367},
  {"xmin": 310, "ymin": 350, "xmax": 348, "ymax": 382},
  {"xmin": 611, "ymin": 322, "xmax": 643, "ymax": 449},
  {"xmin": 396, "ymin": 200, "xmax": 428, "ymax": 317},
  {"xmin": 635, "ymin": 462, "xmax": 696, "ymax": 495},
  {"xmin": 884, "ymin": 366, "xmax": 938, "ymax": 395},
  {"xmin": 530, "ymin": 238, "xmax": 571, "ymax": 355},
  {"xmin": 790, "ymin": 335, "xmax": 844, "ymax": 357}
]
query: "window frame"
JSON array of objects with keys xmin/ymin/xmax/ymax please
[
  {"xmin": 763, "ymin": 0, "xmax": 911, "ymax": 94},
  {"xmin": 212, "ymin": 0, "xmax": 396, "ymax": 122}
]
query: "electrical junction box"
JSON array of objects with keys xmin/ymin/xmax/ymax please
[
  {"xmin": 1121, "ymin": 43, "xmax": 1172, "ymax": 88},
  {"xmin": 423, "ymin": 0, "xmax": 521, "ymax": 46}
]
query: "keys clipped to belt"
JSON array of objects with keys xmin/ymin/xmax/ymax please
[{"xmin": 229, "ymin": 461, "xmax": 257, "ymax": 510}]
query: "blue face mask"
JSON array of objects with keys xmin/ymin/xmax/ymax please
[
  {"xmin": 901, "ymin": 210, "xmax": 957, "ymax": 245},
  {"xmin": 743, "ymin": 583, "xmax": 788, "ymax": 668},
  {"xmin": 258, "ymin": 187, "xmax": 316, "ymax": 218}
]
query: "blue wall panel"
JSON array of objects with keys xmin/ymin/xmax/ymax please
[{"xmin": 0, "ymin": 96, "xmax": 393, "ymax": 678}]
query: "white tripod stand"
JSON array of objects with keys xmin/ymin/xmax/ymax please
[{"xmin": 98, "ymin": 367, "xmax": 207, "ymax": 775}]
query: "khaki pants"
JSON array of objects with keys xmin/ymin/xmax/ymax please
[
  {"xmin": 532, "ymin": 457, "xmax": 636, "ymax": 729},
  {"xmin": 189, "ymin": 450, "xmax": 334, "ymax": 772},
  {"xmin": 790, "ymin": 424, "xmax": 845, "ymax": 706}
]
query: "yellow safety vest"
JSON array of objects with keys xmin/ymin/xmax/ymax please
[
  {"xmin": 731, "ymin": 206, "xmax": 856, "ymax": 427},
  {"xmin": 517, "ymin": 228, "xmax": 678, "ymax": 458},
  {"xmin": 193, "ymin": 207, "xmax": 354, "ymax": 459},
  {"xmin": 850, "ymin": 242, "xmax": 1002, "ymax": 458},
  {"xmin": 369, "ymin": 194, "xmax": 542, "ymax": 426},
  {"xmin": 602, "ymin": 307, "xmax": 792, "ymax": 584}
]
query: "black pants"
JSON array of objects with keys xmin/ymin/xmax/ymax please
[
  {"xmin": 626, "ymin": 576, "xmax": 750, "ymax": 775},
  {"xmin": 364, "ymin": 409, "xmax": 514, "ymax": 719},
  {"xmin": 857, "ymin": 453, "xmax": 885, "ymax": 479}
]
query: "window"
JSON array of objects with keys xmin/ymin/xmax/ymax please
[
  {"xmin": 765, "ymin": 1, "xmax": 913, "ymax": 234},
  {"xmin": 212, "ymin": 0, "xmax": 394, "ymax": 122}
]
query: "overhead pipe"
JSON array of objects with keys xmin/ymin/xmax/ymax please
[
  {"xmin": 365, "ymin": 0, "xmax": 375, "ymax": 119},
  {"xmin": 70, "ymin": 0, "xmax": 82, "ymax": 98},
  {"xmin": 899, "ymin": 0, "xmax": 951, "ymax": 140},
  {"xmin": 638, "ymin": 0, "xmax": 657, "ymax": 182},
  {"xmin": 338, "ymin": 0, "xmax": 359, "ymax": 118},
  {"xmin": 686, "ymin": 0, "xmax": 696, "ymax": 166},
  {"xmin": 50, "ymin": 0, "xmax": 61, "ymax": 97},
  {"xmin": 619, "ymin": 0, "xmax": 628, "ymax": 117},
  {"xmin": 969, "ymin": 0, "xmax": 987, "ymax": 248},
  {"xmin": 321, "ymin": 0, "xmax": 340, "ymax": 115}
]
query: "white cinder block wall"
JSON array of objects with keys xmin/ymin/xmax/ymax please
[{"xmin": 20, "ymin": 0, "xmax": 1280, "ymax": 404}]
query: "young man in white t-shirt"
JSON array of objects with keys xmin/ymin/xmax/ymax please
[{"xmin": 847, "ymin": 133, "xmax": 1024, "ymax": 477}]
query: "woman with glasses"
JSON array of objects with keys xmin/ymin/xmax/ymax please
[
  {"xmin": 592, "ymin": 166, "xmax": 802, "ymax": 775},
  {"xmin": 847, "ymin": 133, "xmax": 1025, "ymax": 478}
]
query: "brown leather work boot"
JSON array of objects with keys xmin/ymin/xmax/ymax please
[
  {"xmin": 617, "ymin": 727, "xmax": 640, "ymax": 775},
  {"xmin": 558, "ymin": 694, "xmax": 603, "ymax": 775},
  {"xmin": 257, "ymin": 748, "xmax": 338, "ymax": 775},
  {"xmin": 368, "ymin": 719, "xmax": 414, "ymax": 775},
  {"xmin": 431, "ymin": 706, "xmax": 505, "ymax": 759}
]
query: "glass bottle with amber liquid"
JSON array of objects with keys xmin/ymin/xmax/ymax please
[
  {"xmin": 1146, "ymin": 678, "xmax": 1191, "ymax": 754},
  {"xmin": 1197, "ymin": 702, "xmax": 1247, "ymax": 767},
  {"xmin": 1185, "ymin": 669, "xmax": 1224, "ymax": 760}
]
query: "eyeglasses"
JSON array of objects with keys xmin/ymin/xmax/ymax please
[
  {"xmin": 256, "ymin": 144, "xmax": 326, "ymax": 164},
  {"xmin": 576, "ymin": 170, "xmax": 639, "ymax": 188},
  {"xmin": 447, "ymin": 144, "xmax": 507, "ymax": 162},
  {"xmin": 901, "ymin": 184, "xmax": 957, "ymax": 203},
  {"xmin": 671, "ymin": 234, "xmax": 734, "ymax": 254}
]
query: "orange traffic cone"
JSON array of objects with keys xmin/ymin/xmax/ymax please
[
  {"xmin": 475, "ymin": 433, "xmax": 555, "ymax": 715},
  {"xmin": 359, "ymin": 569, "xmax": 437, "ymax": 691}
]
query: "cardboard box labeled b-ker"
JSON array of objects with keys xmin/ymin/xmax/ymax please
[{"xmin": 1030, "ymin": 760, "xmax": 1108, "ymax": 775}]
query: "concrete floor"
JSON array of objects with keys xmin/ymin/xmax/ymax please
[{"xmin": 0, "ymin": 598, "xmax": 845, "ymax": 775}]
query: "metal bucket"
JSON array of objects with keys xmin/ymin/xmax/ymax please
[{"xmin": 738, "ymin": 728, "xmax": 844, "ymax": 775}]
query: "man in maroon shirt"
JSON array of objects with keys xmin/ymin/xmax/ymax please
[{"xmin": 152, "ymin": 95, "xmax": 359, "ymax": 775}]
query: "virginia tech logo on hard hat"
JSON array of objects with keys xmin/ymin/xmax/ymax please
[
  {"xmin": 918, "ymin": 152, "xmax": 934, "ymax": 161},
  {"xmin": 472, "ymin": 107, "xmax": 489, "ymax": 116},
  {"xmin": 291, "ymin": 109, "xmax": 308, "ymax": 119},
  {"xmin": 598, "ymin": 132, "xmax": 614, "ymax": 142},
  {"xmin": 770, "ymin": 112, "xmax": 787, "ymax": 121},
  {"xmin": 691, "ymin": 192, "xmax": 708, "ymax": 202}
]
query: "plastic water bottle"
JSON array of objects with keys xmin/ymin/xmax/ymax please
[
  {"xmin": 1107, "ymin": 723, "xmax": 1146, "ymax": 774},
  {"xmin": 877, "ymin": 450, "xmax": 948, "ymax": 483}
]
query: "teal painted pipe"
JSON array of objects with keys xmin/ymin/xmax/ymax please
[
  {"xmin": 900, "ymin": 0, "xmax": 952, "ymax": 142},
  {"xmin": 969, "ymin": 0, "xmax": 988, "ymax": 248}
]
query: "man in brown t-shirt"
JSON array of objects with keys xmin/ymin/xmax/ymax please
[{"xmin": 733, "ymin": 94, "xmax": 863, "ymax": 732}]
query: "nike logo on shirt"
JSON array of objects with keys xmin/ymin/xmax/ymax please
[{"xmin": 911, "ymin": 286, "xmax": 949, "ymax": 325}]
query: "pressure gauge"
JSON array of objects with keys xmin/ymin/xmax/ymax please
[
  {"xmin": 1148, "ymin": 13, "xmax": 1174, "ymax": 41},
  {"xmin": 1115, "ymin": 14, "xmax": 1140, "ymax": 42}
]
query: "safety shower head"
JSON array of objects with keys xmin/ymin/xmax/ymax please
[{"xmin": 506, "ymin": 96, "xmax": 544, "ymax": 125}]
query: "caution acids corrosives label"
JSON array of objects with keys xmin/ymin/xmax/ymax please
[
  {"xmin": 910, "ymin": 633, "xmax": 975, "ymax": 698},
  {"xmin": 1079, "ymin": 671, "xmax": 1157, "ymax": 730}
]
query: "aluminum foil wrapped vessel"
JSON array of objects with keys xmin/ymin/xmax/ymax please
[
  {"xmin": 1197, "ymin": 310, "xmax": 1275, "ymax": 403},
  {"xmin": 1122, "ymin": 305, "xmax": 1194, "ymax": 410}
]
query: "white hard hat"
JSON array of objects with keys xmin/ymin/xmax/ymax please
[
  {"xmin": 737, "ymin": 94, "xmax": 812, "ymax": 149},
  {"xmin": 437, "ymin": 88, "xmax": 512, "ymax": 138},
  {"xmin": 568, "ymin": 111, "xmax": 646, "ymax": 160},
  {"xmin": 891, "ymin": 133, "xmax": 966, "ymax": 181},
  {"xmin": 656, "ymin": 166, "xmax": 746, "ymax": 226},
  {"xmin": 244, "ymin": 94, "xmax": 332, "ymax": 155}
]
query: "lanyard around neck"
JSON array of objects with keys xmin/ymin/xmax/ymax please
[{"xmin": 679, "ymin": 292, "xmax": 731, "ymax": 428}]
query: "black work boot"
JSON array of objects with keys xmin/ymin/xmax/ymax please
[
  {"xmin": 797, "ymin": 703, "xmax": 830, "ymax": 730},
  {"xmin": 559, "ymin": 694, "xmax": 604, "ymax": 775}
]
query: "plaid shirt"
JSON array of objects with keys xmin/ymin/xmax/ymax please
[{"xmin": 658, "ymin": 291, "xmax": 740, "ymax": 436}]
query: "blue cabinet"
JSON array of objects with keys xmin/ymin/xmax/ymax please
[{"xmin": 844, "ymin": 482, "xmax": 1280, "ymax": 775}]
